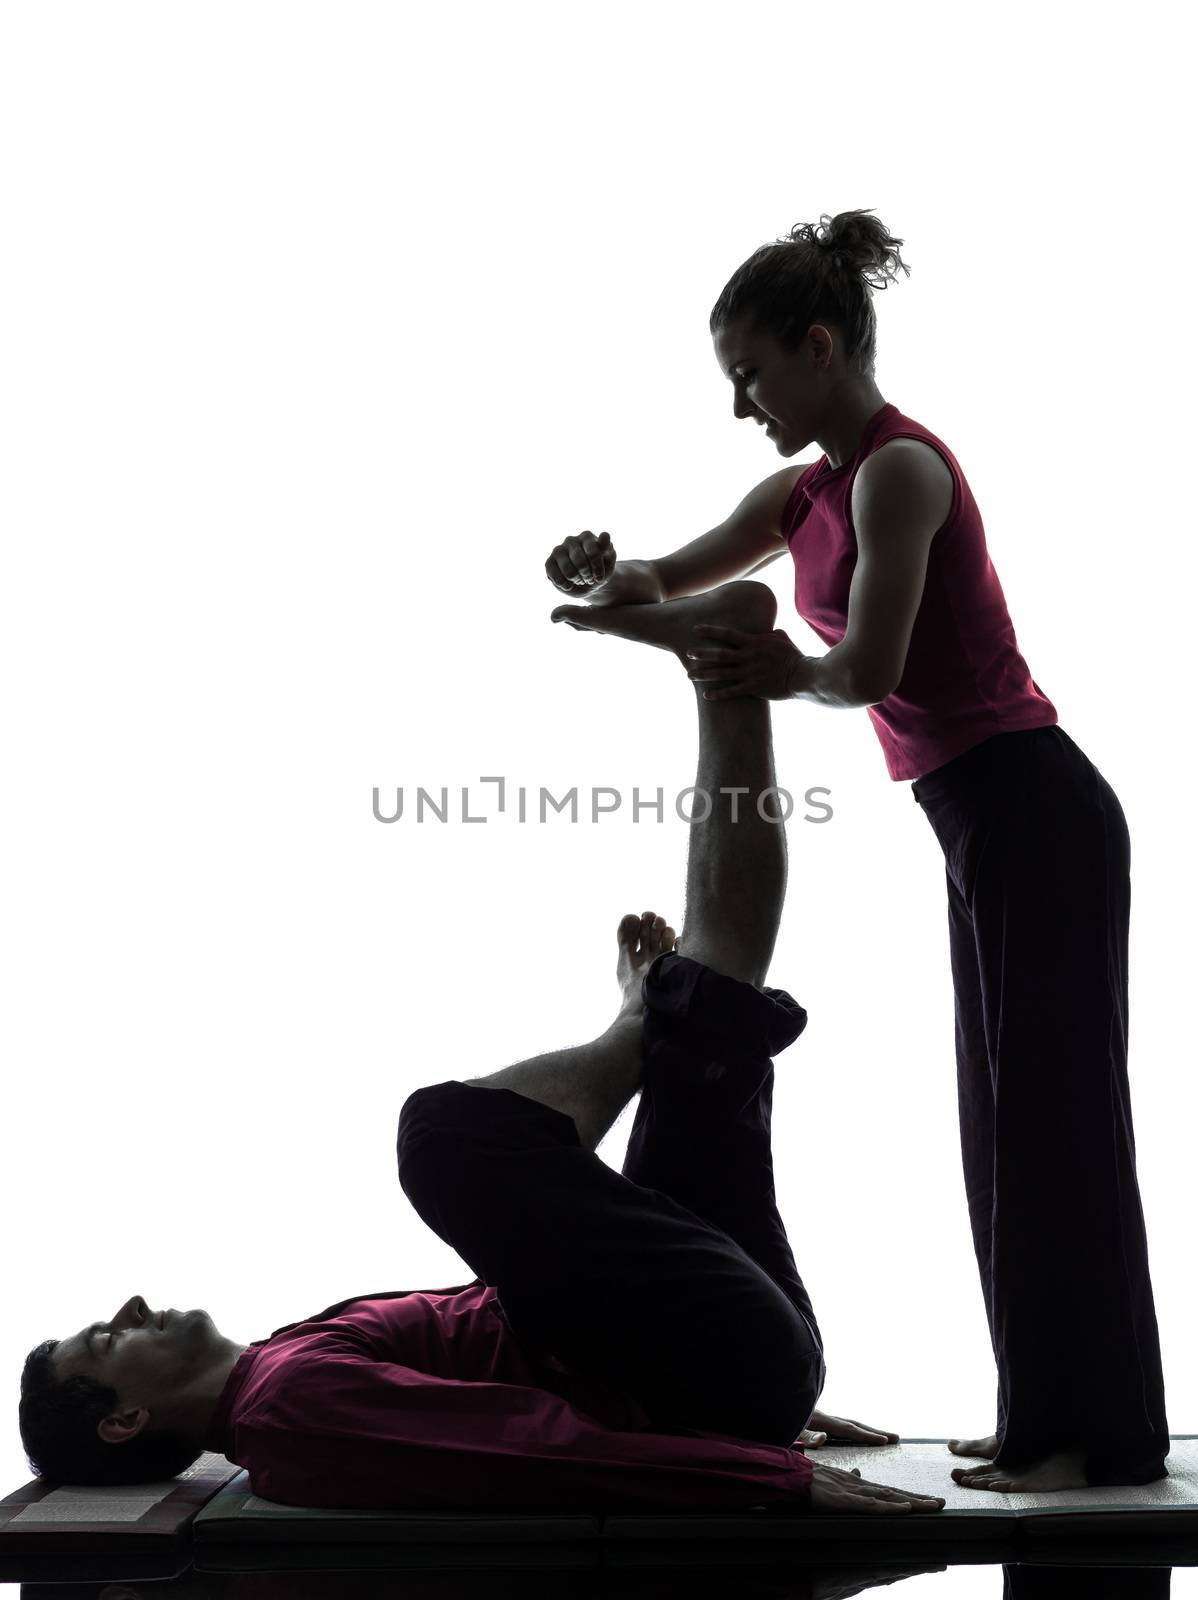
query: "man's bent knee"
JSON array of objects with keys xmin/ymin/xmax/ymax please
[{"xmin": 676, "ymin": 932, "xmax": 768, "ymax": 991}]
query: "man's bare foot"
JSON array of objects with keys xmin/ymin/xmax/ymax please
[
  {"xmin": 951, "ymin": 1449, "xmax": 1088, "ymax": 1493},
  {"xmin": 552, "ymin": 579, "xmax": 777, "ymax": 668},
  {"xmin": 617, "ymin": 911, "xmax": 676, "ymax": 1015},
  {"xmin": 947, "ymin": 1433, "xmax": 999, "ymax": 1460}
]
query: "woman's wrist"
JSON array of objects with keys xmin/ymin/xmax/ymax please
[
  {"xmin": 641, "ymin": 558, "xmax": 669, "ymax": 602},
  {"xmin": 785, "ymin": 649, "xmax": 814, "ymax": 699}
]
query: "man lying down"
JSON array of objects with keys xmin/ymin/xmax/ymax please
[{"xmin": 19, "ymin": 583, "xmax": 944, "ymax": 1519}]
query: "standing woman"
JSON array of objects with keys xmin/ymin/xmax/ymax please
[{"xmin": 544, "ymin": 209, "xmax": 1169, "ymax": 1493}]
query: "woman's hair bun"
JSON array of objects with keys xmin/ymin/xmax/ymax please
[
  {"xmin": 708, "ymin": 205, "xmax": 910, "ymax": 377},
  {"xmin": 785, "ymin": 209, "xmax": 910, "ymax": 291}
]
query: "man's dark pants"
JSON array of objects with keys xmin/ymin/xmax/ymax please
[{"xmin": 397, "ymin": 950, "xmax": 825, "ymax": 1448}]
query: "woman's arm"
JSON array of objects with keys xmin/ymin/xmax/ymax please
[
  {"xmin": 688, "ymin": 439, "xmax": 954, "ymax": 707},
  {"xmin": 789, "ymin": 439, "xmax": 954, "ymax": 707},
  {"xmin": 545, "ymin": 466, "xmax": 809, "ymax": 604},
  {"xmin": 651, "ymin": 466, "xmax": 809, "ymax": 600}
]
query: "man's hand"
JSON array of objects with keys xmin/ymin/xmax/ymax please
[
  {"xmin": 808, "ymin": 1462, "xmax": 944, "ymax": 1515},
  {"xmin": 686, "ymin": 624, "xmax": 809, "ymax": 700},
  {"xmin": 799, "ymin": 1409, "xmax": 902, "ymax": 1449}
]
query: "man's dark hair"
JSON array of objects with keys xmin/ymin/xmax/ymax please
[
  {"xmin": 19, "ymin": 1340, "xmax": 203, "ymax": 1486},
  {"xmin": 710, "ymin": 207, "xmax": 911, "ymax": 379}
]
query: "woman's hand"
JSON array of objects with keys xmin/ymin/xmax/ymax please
[
  {"xmin": 808, "ymin": 1462, "xmax": 945, "ymax": 1515},
  {"xmin": 546, "ymin": 529, "xmax": 618, "ymax": 593},
  {"xmin": 546, "ymin": 531, "xmax": 665, "ymax": 606},
  {"xmin": 686, "ymin": 624, "xmax": 809, "ymax": 700}
]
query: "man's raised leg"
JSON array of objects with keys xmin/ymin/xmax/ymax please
[
  {"xmin": 552, "ymin": 579, "xmax": 789, "ymax": 988},
  {"xmin": 613, "ymin": 586, "xmax": 815, "ymax": 1330},
  {"xmin": 676, "ymin": 682, "xmax": 787, "ymax": 990},
  {"xmin": 465, "ymin": 582, "xmax": 788, "ymax": 1143},
  {"xmin": 462, "ymin": 912, "xmax": 675, "ymax": 1152}
]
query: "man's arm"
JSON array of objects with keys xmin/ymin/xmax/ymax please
[{"xmin": 237, "ymin": 1356, "xmax": 813, "ymax": 1513}]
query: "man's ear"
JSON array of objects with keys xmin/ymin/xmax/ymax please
[{"xmin": 97, "ymin": 1406, "xmax": 150, "ymax": 1444}]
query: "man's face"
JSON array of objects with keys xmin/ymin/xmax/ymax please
[{"xmin": 52, "ymin": 1294, "xmax": 219, "ymax": 1411}]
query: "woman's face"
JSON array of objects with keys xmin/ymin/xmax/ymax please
[{"xmin": 712, "ymin": 318, "xmax": 834, "ymax": 455}]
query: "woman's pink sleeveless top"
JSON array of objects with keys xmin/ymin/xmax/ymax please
[{"xmin": 783, "ymin": 401, "xmax": 1057, "ymax": 780}]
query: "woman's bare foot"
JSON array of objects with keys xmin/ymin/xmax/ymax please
[
  {"xmin": 947, "ymin": 1433, "xmax": 999, "ymax": 1460},
  {"xmin": 552, "ymin": 579, "xmax": 778, "ymax": 668},
  {"xmin": 617, "ymin": 911, "xmax": 676, "ymax": 1016},
  {"xmin": 951, "ymin": 1449, "xmax": 1088, "ymax": 1493}
]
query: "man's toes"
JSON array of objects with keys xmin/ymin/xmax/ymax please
[
  {"xmin": 551, "ymin": 604, "xmax": 593, "ymax": 630},
  {"xmin": 626, "ymin": 912, "xmax": 677, "ymax": 961}
]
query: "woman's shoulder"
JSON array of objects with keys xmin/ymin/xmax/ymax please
[
  {"xmin": 865, "ymin": 433, "xmax": 956, "ymax": 483},
  {"xmin": 857, "ymin": 431, "xmax": 959, "ymax": 531},
  {"xmin": 869, "ymin": 407, "xmax": 961, "ymax": 476}
]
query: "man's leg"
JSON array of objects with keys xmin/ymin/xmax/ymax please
[
  {"xmin": 618, "ymin": 661, "xmax": 821, "ymax": 1353},
  {"xmin": 551, "ymin": 581, "xmax": 788, "ymax": 989},
  {"xmin": 675, "ymin": 682, "xmax": 786, "ymax": 988},
  {"xmin": 464, "ymin": 580, "xmax": 787, "ymax": 1145},
  {"xmin": 464, "ymin": 694, "xmax": 786, "ymax": 1148},
  {"xmin": 546, "ymin": 581, "xmax": 828, "ymax": 1398},
  {"xmin": 543, "ymin": 577, "xmax": 822, "ymax": 1351},
  {"xmin": 402, "ymin": 581, "xmax": 820, "ymax": 1436},
  {"xmin": 462, "ymin": 912, "xmax": 675, "ymax": 1153}
]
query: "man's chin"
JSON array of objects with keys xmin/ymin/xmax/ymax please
[{"xmin": 181, "ymin": 1308, "xmax": 217, "ymax": 1336}]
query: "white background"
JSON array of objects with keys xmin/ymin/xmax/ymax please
[{"xmin": 1, "ymin": 0, "xmax": 1193, "ymax": 1529}]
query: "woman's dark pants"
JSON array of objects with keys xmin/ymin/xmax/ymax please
[{"xmin": 912, "ymin": 724, "xmax": 1169, "ymax": 1484}]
